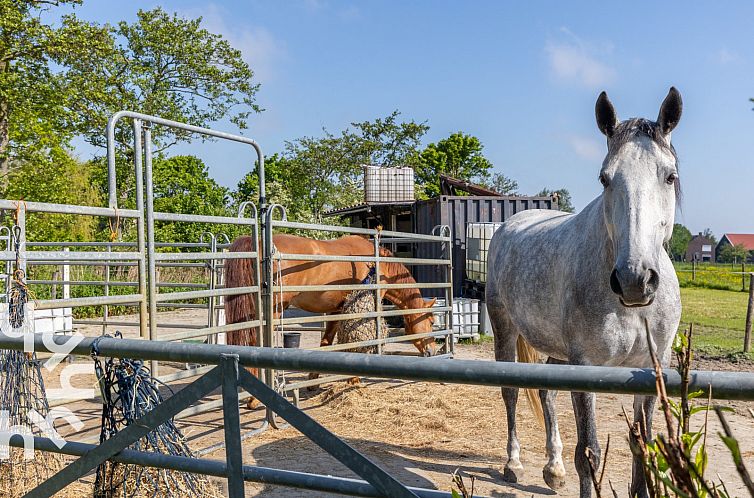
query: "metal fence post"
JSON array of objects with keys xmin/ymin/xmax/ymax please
[
  {"xmin": 373, "ymin": 234, "xmax": 383, "ymax": 356},
  {"xmin": 745, "ymin": 273, "xmax": 753, "ymax": 353},
  {"xmin": 133, "ymin": 119, "xmax": 149, "ymax": 339},
  {"xmin": 206, "ymin": 233, "xmax": 217, "ymax": 335},
  {"xmin": 221, "ymin": 354, "xmax": 245, "ymax": 498},
  {"xmin": 143, "ymin": 124, "xmax": 159, "ymax": 375},
  {"xmin": 103, "ymin": 242, "xmax": 111, "ymax": 335}
]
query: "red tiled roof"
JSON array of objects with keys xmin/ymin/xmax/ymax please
[{"xmin": 722, "ymin": 233, "xmax": 754, "ymax": 250}]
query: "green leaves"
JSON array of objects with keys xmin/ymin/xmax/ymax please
[
  {"xmin": 68, "ymin": 7, "xmax": 260, "ymax": 152},
  {"xmin": 537, "ymin": 188, "xmax": 574, "ymax": 213},
  {"xmin": 415, "ymin": 132, "xmax": 493, "ymax": 198},
  {"xmin": 668, "ymin": 223, "xmax": 693, "ymax": 261}
]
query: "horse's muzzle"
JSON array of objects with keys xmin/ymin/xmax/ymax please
[{"xmin": 610, "ymin": 266, "xmax": 659, "ymax": 307}]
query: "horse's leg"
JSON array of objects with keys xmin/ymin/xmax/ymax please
[
  {"xmin": 320, "ymin": 319, "xmax": 338, "ymax": 346},
  {"xmin": 307, "ymin": 319, "xmax": 339, "ymax": 388},
  {"xmin": 246, "ymin": 295, "xmax": 291, "ymax": 409},
  {"xmin": 541, "ymin": 357, "xmax": 566, "ymax": 490},
  {"xmin": 571, "ymin": 390, "xmax": 599, "ymax": 498},
  {"xmin": 490, "ymin": 303, "xmax": 524, "ymax": 482},
  {"xmin": 630, "ymin": 394, "xmax": 656, "ymax": 498}
]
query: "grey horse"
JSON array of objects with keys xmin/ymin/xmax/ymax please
[{"xmin": 486, "ymin": 88, "xmax": 683, "ymax": 498}]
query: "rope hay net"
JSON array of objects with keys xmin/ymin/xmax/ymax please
[
  {"xmin": 92, "ymin": 338, "xmax": 222, "ymax": 498},
  {"xmin": 335, "ymin": 288, "xmax": 388, "ymax": 354},
  {"xmin": 0, "ymin": 303, "xmax": 80, "ymax": 497}
]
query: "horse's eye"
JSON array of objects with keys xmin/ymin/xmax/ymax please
[
  {"xmin": 666, "ymin": 173, "xmax": 678, "ymax": 185},
  {"xmin": 599, "ymin": 174, "xmax": 609, "ymax": 188}
]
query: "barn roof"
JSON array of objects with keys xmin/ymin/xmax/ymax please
[{"xmin": 721, "ymin": 233, "xmax": 754, "ymax": 250}]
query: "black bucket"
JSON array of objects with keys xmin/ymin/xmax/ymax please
[{"xmin": 283, "ymin": 332, "xmax": 301, "ymax": 349}]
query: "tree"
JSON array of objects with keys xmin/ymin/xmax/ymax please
[
  {"xmin": 537, "ymin": 188, "xmax": 574, "ymax": 213},
  {"xmin": 667, "ymin": 223, "xmax": 692, "ymax": 261},
  {"xmin": 416, "ymin": 132, "xmax": 493, "ymax": 198},
  {"xmin": 68, "ymin": 7, "xmax": 260, "ymax": 152},
  {"xmin": 702, "ymin": 228, "xmax": 717, "ymax": 245},
  {"xmin": 151, "ymin": 155, "xmax": 232, "ymax": 243},
  {"xmin": 719, "ymin": 243, "xmax": 749, "ymax": 264},
  {"xmin": 0, "ymin": 0, "xmax": 110, "ymax": 183},
  {"xmin": 351, "ymin": 110, "xmax": 428, "ymax": 167},
  {"xmin": 484, "ymin": 172, "xmax": 519, "ymax": 195},
  {"xmin": 3, "ymin": 148, "xmax": 101, "ymax": 241},
  {"xmin": 234, "ymin": 113, "xmax": 429, "ymax": 222}
]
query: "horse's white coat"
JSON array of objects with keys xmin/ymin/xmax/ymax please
[{"xmin": 486, "ymin": 89, "xmax": 683, "ymax": 498}]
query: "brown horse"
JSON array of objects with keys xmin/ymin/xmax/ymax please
[{"xmin": 223, "ymin": 234, "xmax": 438, "ymax": 376}]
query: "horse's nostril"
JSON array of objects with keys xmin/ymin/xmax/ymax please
[
  {"xmin": 610, "ymin": 268, "xmax": 622, "ymax": 295},
  {"xmin": 646, "ymin": 269, "xmax": 660, "ymax": 292}
]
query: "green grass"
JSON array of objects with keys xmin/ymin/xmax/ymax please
[{"xmin": 680, "ymin": 287, "xmax": 752, "ymax": 358}]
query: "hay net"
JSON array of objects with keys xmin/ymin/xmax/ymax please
[
  {"xmin": 0, "ymin": 223, "xmax": 71, "ymax": 498},
  {"xmin": 335, "ymin": 268, "xmax": 388, "ymax": 354},
  {"xmin": 92, "ymin": 334, "xmax": 221, "ymax": 498}
]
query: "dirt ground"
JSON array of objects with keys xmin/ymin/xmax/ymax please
[{"xmin": 36, "ymin": 310, "xmax": 754, "ymax": 497}]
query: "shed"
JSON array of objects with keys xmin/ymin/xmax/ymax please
[{"xmin": 326, "ymin": 194, "xmax": 558, "ymax": 297}]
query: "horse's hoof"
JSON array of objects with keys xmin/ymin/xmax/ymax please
[
  {"xmin": 246, "ymin": 398, "xmax": 262, "ymax": 410},
  {"xmin": 543, "ymin": 462, "xmax": 567, "ymax": 491},
  {"xmin": 503, "ymin": 461, "xmax": 524, "ymax": 483},
  {"xmin": 306, "ymin": 372, "xmax": 321, "ymax": 391}
]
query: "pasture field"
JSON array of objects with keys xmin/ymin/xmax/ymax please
[
  {"xmin": 675, "ymin": 261, "xmax": 751, "ymax": 292},
  {"xmin": 680, "ymin": 286, "xmax": 752, "ymax": 358}
]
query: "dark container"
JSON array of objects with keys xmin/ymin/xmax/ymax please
[
  {"xmin": 283, "ymin": 332, "xmax": 301, "ymax": 349},
  {"xmin": 412, "ymin": 195, "xmax": 558, "ymax": 297}
]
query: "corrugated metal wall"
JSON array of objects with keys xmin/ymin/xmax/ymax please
[{"xmin": 412, "ymin": 195, "xmax": 558, "ymax": 297}]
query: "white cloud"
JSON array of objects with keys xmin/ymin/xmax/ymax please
[
  {"xmin": 545, "ymin": 29, "xmax": 616, "ymax": 88},
  {"xmin": 717, "ymin": 48, "xmax": 741, "ymax": 65},
  {"xmin": 182, "ymin": 4, "xmax": 284, "ymax": 84},
  {"xmin": 566, "ymin": 135, "xmax": 604, "ymax": 161}
]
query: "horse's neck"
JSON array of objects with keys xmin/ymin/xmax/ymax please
[
  {"xmin": 577, "ymin": 195, "xmax": 615, "ymax": 273},
  {"xmin": 382, "ymin": 263, "xmax": 424, "ymax": 311}
]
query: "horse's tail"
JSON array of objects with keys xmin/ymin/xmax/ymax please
[
  {"xmin": 516, "ymin": 336, "xmax": 545, "ymax": 427},
  {"xmin": 224, "ymin": 236, "xmax": 258, "ymax": 354}
]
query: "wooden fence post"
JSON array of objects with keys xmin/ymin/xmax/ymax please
[
  {"xmin": 745, "ymin": 273, "xmax": 754, "ymax": 353},
  {"xmin": 742, "ymin": 263, "xmax": 746, "ymax": 292},
  {"xmin": 692, "ymin": 260, "xmax": 696, "ymax": 281}
]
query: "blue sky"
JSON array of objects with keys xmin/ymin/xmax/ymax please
[{"xmin": 66, "ymin": 1, "xmax": 754, "ymax": 237}]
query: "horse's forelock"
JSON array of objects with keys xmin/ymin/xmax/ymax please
[{"xmin": 607, "ymin": 117, "xmax": 681, "ymax": 203}]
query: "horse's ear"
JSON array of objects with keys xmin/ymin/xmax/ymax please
[
  {"xmin": 424, "ymin": 298, "xmax": 437, "ymax": 308},
  {"xmin": 595, "ymin": 91, "xmax": 618, "ymax": 138},
  {"xmin": 657, "ymin": 86, "xmax": 682, "ymax": 135}
]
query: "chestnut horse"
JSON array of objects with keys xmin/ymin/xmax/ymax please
[{"xmin": 223, "ymin": 234, "xmax": 438, "ymax": 375}]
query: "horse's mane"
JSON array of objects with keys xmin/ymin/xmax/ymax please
[
  {"xmin": 378, "ymin": 246, "xmax": 417, "ymax": 285},
  {"xmin": 608, "ymin": 117, "xmax": 682, "ymax": 201}
]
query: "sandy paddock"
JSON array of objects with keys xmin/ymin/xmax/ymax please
[{"xmin": 39, "ymin": 310, "xmax": 754, "ymax": 497}]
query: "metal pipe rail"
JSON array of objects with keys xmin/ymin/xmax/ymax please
[
  {"xmin": 6, "ymin": 436, "xmax": 454, "ymax": 498},
  {"xmin": 271, "ymin": 219, "xmax": 452, "ymax": 242},
  {"xmin": 274, "ymin": 252, "xmax": 450, "ymax": 266},
  {"xmin": 276, "ymin": 306, "xmax": 452, "ymax": 326},
  {"xmin": 270, "ymin": 282, "xmax": 451, "ymax": 293},
  {"xmin": 0, "ymin": 199, "xmax": 140, "ymax": 218},
  {"xmin": 4, "ymin": 333, "xmax": 754, "ymax": 399},
  {"xmin": 106, "ymin": 111, "xmax": 265, "ymax": 209}
]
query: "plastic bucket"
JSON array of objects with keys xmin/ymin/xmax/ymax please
[{"xmin": 283, "ymin": 332, "xmax": 301, "ymax": 349}]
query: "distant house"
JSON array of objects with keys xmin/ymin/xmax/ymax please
[
  {"xmin": 716, "ymin": 233, "xmax": 754, "ymax": 263},
  {"xmin": 686, "ymin": 233, "xmax": 715, "ymax": 262}
]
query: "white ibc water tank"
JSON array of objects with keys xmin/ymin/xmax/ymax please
[
  {"xmin": 433, "ymin": 297, "xmax": 480, "ymax": 341},
  {"xmin": 465, "ymin": 223, "xmax": 503, "ymax": 283},
  {"xmin": 363, "ymin": 165, "xmax": 415, "ymax": 203}
]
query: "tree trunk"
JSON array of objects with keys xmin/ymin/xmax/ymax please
[{"xmin": 0, "ymin": 61, "xmax": 9, "ymax": 191}]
